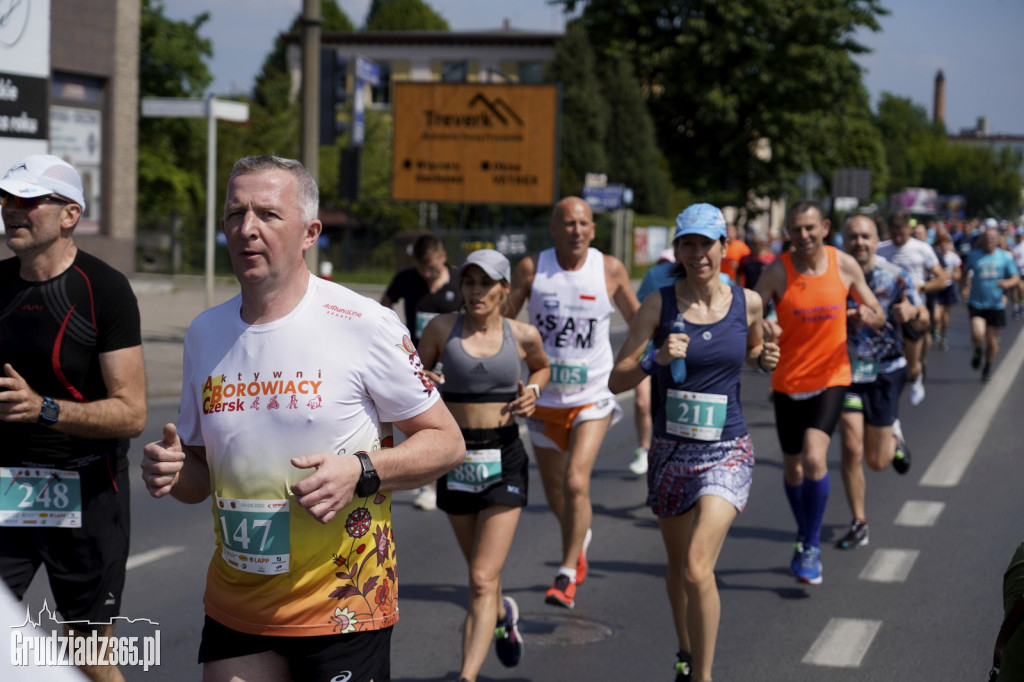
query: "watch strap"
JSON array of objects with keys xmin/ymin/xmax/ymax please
[{"xmin": 353, "ymin": 451, "xmax": 380, "ymax": 496}]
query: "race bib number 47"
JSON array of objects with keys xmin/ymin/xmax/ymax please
[
  {"xmin": 0, "ymin": 467, "xmax": 82, "ymax": 528},
  {"xmin": 217, "ymin": 497, "xmax": 290, "ymax": 575}
]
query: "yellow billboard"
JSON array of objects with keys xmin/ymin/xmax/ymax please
[{"xmin": 391, "ymin": 83, "xmax": 560, "ymax": 205}]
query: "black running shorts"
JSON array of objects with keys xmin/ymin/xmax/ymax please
[
  {"xmin": 772, "ymin": 386, "xmax": 848, "ymax": 456},
  {"xmin": 0, "ymin": 462, "xmax": 130, "ymax": 627},
  {"xmin": 842, "ymin": 366, "xmax": 907, "ymax": 427},
  {"xmin": 437, "ymin": 425, "xmax": 529, "ymax": 515},
  {"xmin": 198, "ymin": 616, "xmax": 392, "ymax": 682},
  {"xmin": 968, "ymin": 305, "xmax": 1007, "ymax": 329}
]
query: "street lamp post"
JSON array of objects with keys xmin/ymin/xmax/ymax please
[{"xmin": 140, "ymin": 96, "xmax": 249, "ymax": 309}]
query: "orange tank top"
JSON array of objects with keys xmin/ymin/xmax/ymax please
[{"xmin": 772, "ymin": 246, "xmax": 851, "ymax": 394}]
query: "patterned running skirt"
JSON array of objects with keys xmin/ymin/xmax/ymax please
[{"xmin": 647, "ymin": 433, "xmax": 755, "ymax": 517}]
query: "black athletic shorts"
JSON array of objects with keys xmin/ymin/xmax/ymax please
[
  {"xmin": 437, "ymin": 425, "xmax": 529, "ymax": 515},
  {"xmin": 772, "ymin": 386, "xmax": 848, "ymax": 456},
  {"xmin": 902, "ymin": 322, "xmax": 926, "ymax": 342},
  {"xmin": 842, "ymin": 366, "xmax": 907, "ymax": 427},
  {"xmin": 198, "ymin": 616, "xmax": 392, "ymax": 682},
  {"xmin": 968, "ymin": 305, "xmax": 1007, "ymax": 329},
  {"xmin": 0, "ymin": 459, "xmax": 130, "ymax": 627}
]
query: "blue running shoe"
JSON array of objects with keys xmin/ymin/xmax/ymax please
[
  {"xmin": 796, "ymin": 546, "xmax": 823, "ymax": 585},
  {"xmin": 790, "ymin": 540, "xmax": 804, "ymax": 576},
  {"xmin": 494, "ymin": 596, "xmax": 523, "ymax": 667}
]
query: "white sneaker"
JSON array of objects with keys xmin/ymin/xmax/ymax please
[
  {"xmin": 413, "ymin": 486, "xmax": 437, "ymax": 511},
  {"xmin": 628, "ymin": 447, "xmax": 648, "ymax": 476},
  {"xmin": 909, "ymin": 376, "xmax": 925, "ymax": 406}
]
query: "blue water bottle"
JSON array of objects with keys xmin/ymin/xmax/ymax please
[{"xmin": 670, "ymin": 313, "xmax": 687, "ymax": 384}]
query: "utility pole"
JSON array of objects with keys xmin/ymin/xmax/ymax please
[{"xmin": 301, "ymin": 0, "xmax": 321, "ymax": 272}]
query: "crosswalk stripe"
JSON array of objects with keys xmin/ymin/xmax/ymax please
[
  {"xmin": 920, "ymin": 322, "xmax": 1024, "ymax": 487},
  {"xmin": 126, "ymin": 545, "xmax": 185, "ymax": 571},
  {"xmin": 859, "ymin": 548, "xmax": 919, "ymax": 583},
  {"xmin": 803, "ymin": 618, "xmax": 882, "ymax": 667},
  {"xmin": 894, "ymin": 500, "xmax": 945, "ymax": 527}
]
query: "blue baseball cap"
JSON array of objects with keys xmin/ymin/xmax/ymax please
[{"xmin": 673, "ymin": 203, "xmax": 727, "ymax": 242}]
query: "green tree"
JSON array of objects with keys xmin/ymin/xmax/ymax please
[
  {"xmin": 793, "ymin": 82, "xmax": 888, "ymax": 200},
  {"xmin": 365, "ymin": 0, "xmax": 449, "ymax": 31},
  {"xmin": 137, "ymin": 0, "xmax": 213, "ymax": 270},
  {"xmin": 555, "ymin": 0, "xmax": 888, "ymax": 208},
  {"xmin": 545, "ymin": 20, "xmax": 609, "ymax": 198},
  {"xmin": 873, "ymin": 92, "xmax": 942, "ymax": 193},
  {"xmin": 599, "ymin": 57, "xmax": 671, "ymax": 214},
  {"xmin": 223, "ymin": 1, "xmax": 355, "ymax": 201},
  {"xmin": 921, "ymin": 140, "xmax": 1021, "ymax": 218}
]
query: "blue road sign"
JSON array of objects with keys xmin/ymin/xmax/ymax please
[{"xmin": 583, "ymin": 184, "xmax": 624, "ymax": 212}]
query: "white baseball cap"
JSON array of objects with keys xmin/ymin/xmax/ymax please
[
  {"xmin": 461, "ymin": 248, "xmax": 511, "ymax": 282},
  {"xmin": 0, "ymin": 155, "xmax": 86, "ymax": 212}
]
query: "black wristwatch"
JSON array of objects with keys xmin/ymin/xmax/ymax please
[
  {"xmin": 353, "ymin": 451, "xmax": 380, "ymax": 497},
  {"xmin": 38, "ymin": 396, "xmax": 60, "ymax": 426}
]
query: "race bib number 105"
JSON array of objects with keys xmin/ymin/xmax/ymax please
[{"xmin": 549, "ymin": 358, "xmax": 588, "ymax": 395}]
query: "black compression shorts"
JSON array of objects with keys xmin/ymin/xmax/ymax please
[
  {"xmin": 437, "ymin": 425, "xmax": 529, "ymax": 515},
  {"xmin": 772, "ymin": 386, "xmax": 848, "ymax": 456}
]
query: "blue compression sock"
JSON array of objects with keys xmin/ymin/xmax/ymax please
[
  {"xmin": 784, "ymin": 480, "xmax": 806, "ymax": 542},
  {"xmin": 802, "ymin": 474, "xmax": 830, "ymax": 548}
]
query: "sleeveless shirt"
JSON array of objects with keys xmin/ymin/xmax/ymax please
[
  {"xmin": 440, "ymin": 315, "xmax": 521, "ymax": 403},
  {"xmin": 526, "ymin": 248, "xmax": 615, "ymax": 408},
  {"xmin": 651, "ymin": 285, "xmax": 749, "ymax": 442},
  {"xmin": 772, "ymin": 246, "xmax": 851, "ymax": 394}
]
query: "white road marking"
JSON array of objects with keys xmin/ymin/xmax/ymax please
[
  {"xmin": 920, "ymin": 322, "xmax": 1024, "ymax": 487},
  {"xmin": 894, "ymin": 500, "xmax": 945, "ymax": 527},
  {"xmin": 126, "ymin": 545, "xmax": 185, "ymax": 571},
  {"xmin": 859, "ymin": 548, "xmax": 919, "ymax": 583},
  {"xmin": 803, "ymin": 618, "xmax": 882, "ymax": 667}
]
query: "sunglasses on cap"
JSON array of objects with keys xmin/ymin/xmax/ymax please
[{"xmin": 0, "ymin": 193, "xmax": 71, "ymax": 209}]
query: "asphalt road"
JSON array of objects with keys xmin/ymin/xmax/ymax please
[{"xmin": 13, "ymin": 308, "xmax": 1024, "ymax": 681}]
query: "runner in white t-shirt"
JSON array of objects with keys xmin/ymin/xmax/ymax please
[
  {"xmin": 877, "ymin": 212, "xmax": 950, "ymax": 405},
  {"xmin": 142, "ymin": 156, "xmax": 464, "ymax": 681}
]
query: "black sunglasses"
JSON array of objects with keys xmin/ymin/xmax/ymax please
[{"xmin": 0, "ymin": 193, "xmax": 71, "ymax": 209}]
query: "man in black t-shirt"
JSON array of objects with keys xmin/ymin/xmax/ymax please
[
  {"xmin": 381, "ymin": 233, "xmax": 461, "ymax": 348},
  {"xmin": 0, "ymin": 155, "xmax": 146, "ymax": 681},
  {"xmin": 381, "ymin": 233, "xmax": 461, "ymax": 511}
]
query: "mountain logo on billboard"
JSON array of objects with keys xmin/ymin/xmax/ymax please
[
  {"xmin": 468, "ymin": 94, "xmax": 524, "ymax": 126},
  {"xmin": 424, "ymin": 94, "xmax": 524, "ymax": 129},
  {"xmin": 0, "ymin": 0, "xmax": 31, "ymax": 49}
]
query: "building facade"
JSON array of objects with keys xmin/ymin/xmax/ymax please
[{"xmin": 0, "ymin": 0, "xmax": 140, "ymax": 273}]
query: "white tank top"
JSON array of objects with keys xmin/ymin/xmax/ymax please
[{"xmin": 527, "ymin": 247, "xmax": 615, "ymax": 408}]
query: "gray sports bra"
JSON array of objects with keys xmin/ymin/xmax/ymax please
[{"xmin": 440, "ymin": 315, "xmax": 521, "ymax": 403}]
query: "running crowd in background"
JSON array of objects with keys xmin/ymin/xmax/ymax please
[
  {"xmin": 386, "ymin": 206, "xmax": 1023, "ymax": 682},
  {"xmin": 7, "ymin": 152, "xmax": 1022, "ymax": 682}
]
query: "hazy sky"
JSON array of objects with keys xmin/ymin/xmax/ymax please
[{"xmin": 165, "ymin": 0, "xmax": 1024, "ymax": 135}]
